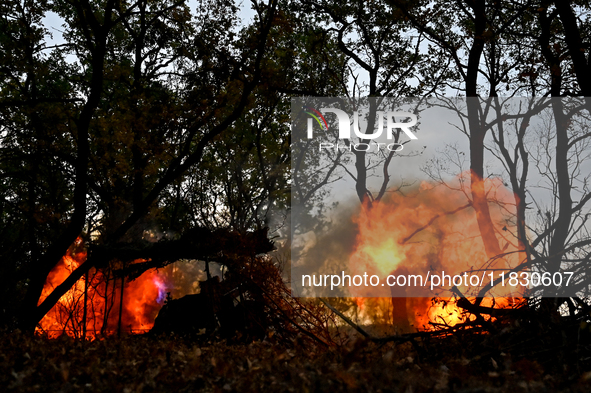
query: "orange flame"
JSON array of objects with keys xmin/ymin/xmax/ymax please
[
  {"xmin": 36, "ymin": 239, "xmax": 170, "ymax": 338},
  {"xmin": 348, "ymin": 174, "xmax": 524, "ymax": 331}
]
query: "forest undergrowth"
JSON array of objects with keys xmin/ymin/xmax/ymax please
[{"xmin": 3, "ymin": 313, "xmax": 591, "ymax": 393}]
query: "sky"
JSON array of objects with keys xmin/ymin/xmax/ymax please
[{"xmin": 40, "ymin": 0, "xmax": 258, "ymax": 47}]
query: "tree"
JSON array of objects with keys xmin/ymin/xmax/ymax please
[
  {"xmin": 0, "ymin": 0, "xmax": 279, "ymax": 332},
  {"xmin": 395, "ymin": 0, "xmax": 591, "ymax": 315},
  {"xmin": 289, "ymin": 0, "xmax": 591, "ymax": 332}
]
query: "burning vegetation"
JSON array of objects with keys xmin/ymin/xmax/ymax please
[
  {"xmin": 4, "ymin": 0, "xmax": 591, "ymax": 390},
  {"xmin": 34, "ymin": 228, "xmax": 336, "ymax": 347},
  {"xmin": 290, "ymin": 173, "xmax": 526, "ymax": 337},
  {"xmin": 36, "ymin": 176, "xmax": 524, "ymax": 343},
  {"xmin": 36, "ymin": 238, "xmax": 171, "ymax": 338},
  {"xmin": 348, "ymin": 175, "xmax": 524, "ymax": 331},
  {"xmin": 14, "ymin": 172, "xmax": 591, "ymax": 392}
]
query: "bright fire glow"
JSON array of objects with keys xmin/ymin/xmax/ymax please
[
  {"xmin": 36, "ymin": 239, "xmax": 170, "ymax": 338},
  {"xmin": 348, "ymin": 174, "xmax": 524, "ymax": 330}
]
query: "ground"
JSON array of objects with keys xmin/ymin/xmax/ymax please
[{"xmin": 2, "ymin": 329, "xmax": 591, "ymax": 392}]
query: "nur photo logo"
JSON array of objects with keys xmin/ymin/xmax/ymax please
[{"xmin": 299, "ymin": 100, "xmax": 419, "ymax": 153}]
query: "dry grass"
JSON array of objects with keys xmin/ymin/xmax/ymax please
[{"xmin": 2, "ymin": 328, "xmax": 591, "ymax": 393}]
